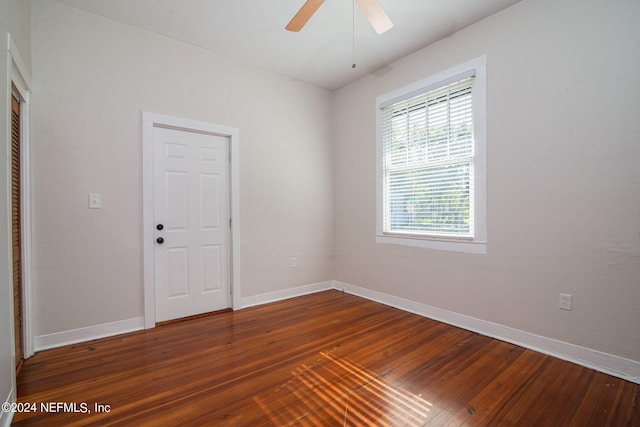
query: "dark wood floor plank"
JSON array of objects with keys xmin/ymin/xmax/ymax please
[
  {"xmin": 12, "ymin": 290, "xmax": 639, "ymax": 426},
  {"xmin": 488, "ymin": 356, "xmax": 571, "ymax": 425},
  {"xmin": 569, "ymin": 373, "xmax": 637, "ymax": 427}
]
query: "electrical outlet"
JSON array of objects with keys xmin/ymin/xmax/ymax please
[
  {"xmin": 559, "ymin": 293, "xmax": 572, "ymax": 311},
  {"xmin": 290, "ymin": 258, "xmax": 297, "ymax": 269}
]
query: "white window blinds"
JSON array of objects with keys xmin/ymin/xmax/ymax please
[{"xmin": 381, "ymin": 76, "xmax": 475, "ymax": 238}]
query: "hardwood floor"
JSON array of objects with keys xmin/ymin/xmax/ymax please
[{"xmin": 13, "ymin": 291, "xmax": 639, "ymax": 426}]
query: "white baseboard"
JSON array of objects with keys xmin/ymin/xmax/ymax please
[
  {"xmin": 332, "ymin": 280, "xmax": 640, "ymax": 384},
  {"xmin": 35, "ymin": 282, "xmax": 335, "ymax": 352},
  {"xmin": 34, "ymin": 317, "xmax": 145, "ymax": 352},
  {"xmin": 240, "ymin": 281, "xmax": 334, "ymax": 309},
  {"xmin": 28, "ymin": 281, "xmax": 640, "ymax": 384},
  {"xmin": 1, "ymin": 387, "xmax": 15, "ymax": 427}
]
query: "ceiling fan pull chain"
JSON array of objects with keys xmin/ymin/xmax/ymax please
[{"xmin": 352, "ymin": 0, "xmax": 356, "ymax": 68}]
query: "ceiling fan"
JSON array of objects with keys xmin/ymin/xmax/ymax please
[{"xmin": 286, "ymin": 0, "xmax": 393, "ymax": 34}]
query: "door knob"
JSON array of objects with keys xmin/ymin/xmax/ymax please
[
  {"xmin": 156, "ymin": 224, "xmax": 164, "ymax": 230},
  {"xmin": 156, "ymin": 237, "xmax": 164, "ymax": 244}
]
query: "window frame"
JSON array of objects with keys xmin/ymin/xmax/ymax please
[{"xmin": 375, "ymin": 56, "xmax": 487, "ymax": 254}]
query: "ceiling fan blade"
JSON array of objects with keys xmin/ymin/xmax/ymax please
[
  {"xmin": 355, "ymin": 0, "xmax": 393, "ymax": 34},
  {"xmin": 286, "ymin": 0, "xmax": 325, "ymax": 32}
]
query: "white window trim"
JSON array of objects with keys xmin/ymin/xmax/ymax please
[{"xmin": 376, "ymin": 55, "xmax": 487, "ymax": 254}]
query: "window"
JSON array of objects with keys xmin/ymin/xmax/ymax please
[{"xmin": 376, "ymin": 56, "xmax": 487, "ymax": 253}]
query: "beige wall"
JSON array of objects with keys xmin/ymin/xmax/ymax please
[
  {"xmin": 30, "ymin": 0, "xmax": 334, "ymax": 336},
  {"xmin": 333, "ymin": 0, "xmax": 640, "ymax": 362},
  {"xmin": 8, "ymin": 0, "xmax": 31, "ymax": 72}
]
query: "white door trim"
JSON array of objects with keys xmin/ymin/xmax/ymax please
[
  {"xmin": 7, "ymin": 33, "xmax": 34, "ymax": 360},
  {"xmin": 142, "ymin": 112, "xmax": 241, "ymax": 329}
]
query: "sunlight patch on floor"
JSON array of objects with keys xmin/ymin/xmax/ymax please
[{"xmin": 255, "ymin": 351, "xmax": 434, "ymax": 426}]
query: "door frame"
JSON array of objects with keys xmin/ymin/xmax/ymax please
[
  {"xmin": 142, "ymin": 112, "xmax": 241, "ymax": 329},
  {"xmin": 7, "ymin": 33, "xmax": 34, "ymax": 360}
]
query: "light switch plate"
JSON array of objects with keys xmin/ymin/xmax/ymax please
[{"xmin": 89, "ymin": 193, "xmax": 102, "ymax": 209}]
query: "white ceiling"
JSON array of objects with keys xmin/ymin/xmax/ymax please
[{"xmin": 53, "ymin": 0, "xmax": 521, "ymax": 90}]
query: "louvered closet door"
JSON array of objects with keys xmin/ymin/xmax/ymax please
[{"xmin": 11, "ymin": 95, "xmax": 23, "ymax": 369}]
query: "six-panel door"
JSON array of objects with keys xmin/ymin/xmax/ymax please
[{"xmin": 153, "ymin": 127, "xmax": 230, "ymax": 322}]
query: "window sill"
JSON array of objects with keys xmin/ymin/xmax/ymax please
[{"xmin": 376, "ymin": 234, "xmax": 487, "ymax": 254}]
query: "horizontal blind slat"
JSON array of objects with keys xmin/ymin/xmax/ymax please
[{"xmin": 382, "ymin": 76, "xmax": 475, "ymax": 237}]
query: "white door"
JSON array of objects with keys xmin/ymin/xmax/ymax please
[{"xmin": 153, "ymin": 126, "xmax": 230, "ymax": 322}]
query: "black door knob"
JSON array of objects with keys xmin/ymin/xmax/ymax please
[
  {"xmin": 156, "ymin": 224, "xmax": 164, "ymax": 231},
  {"xmin": 156, "ymin": 237, "xmax": 164, "ymax": 244}
]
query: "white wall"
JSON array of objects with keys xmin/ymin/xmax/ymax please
[
  {"xmin": 333, "ymin": 0, "xmax": 640, "ymax": 363},
  {"xmin": 30, "ymin": 0, "xmax": 333, "ymax": 336}
]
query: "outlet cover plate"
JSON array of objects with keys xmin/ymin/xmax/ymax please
[{"xmin": 559, "ymin": 293, "xmax": 572, "ymax": 311}]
